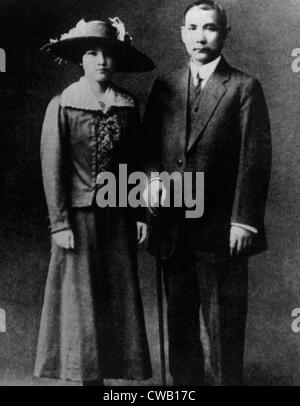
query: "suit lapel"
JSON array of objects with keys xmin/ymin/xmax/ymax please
[{"xmin": 187, "ymin": 57, "xmax": 231, "ymax": 152}]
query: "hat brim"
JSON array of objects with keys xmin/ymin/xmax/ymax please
[{"xmin": 42, "ymin": 37, "xmax": 155, "ymax": 72}]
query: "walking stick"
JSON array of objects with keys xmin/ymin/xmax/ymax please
[{"xmin": 155, "ymin": 196, "xmax": 166, "ymax": 386}]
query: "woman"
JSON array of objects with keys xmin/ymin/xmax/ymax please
[{"xmin": 34, "ymin": 18, "xmax": 154, "ymax": 386}]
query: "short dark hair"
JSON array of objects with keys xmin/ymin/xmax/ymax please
[{"xmin": 183, "ymin": 0, "xmax": 228, "ymax": 34}]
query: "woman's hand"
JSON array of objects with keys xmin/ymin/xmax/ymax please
[
  {"xmin": 137, "ymin": 222, "xmax": 147, "ymax": 245},
  {"xmin": 52, "ymin": 229, "xmax": 75, "ymax": 250}
]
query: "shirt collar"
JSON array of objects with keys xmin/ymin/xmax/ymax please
[{"xmin": 190, "ymin": 55, "xmax": 222, "ymax": 86}]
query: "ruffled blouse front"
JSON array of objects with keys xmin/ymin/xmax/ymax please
[{"xmin": 95, "ymin": 113, "xmax": 121, "ymax": 173}]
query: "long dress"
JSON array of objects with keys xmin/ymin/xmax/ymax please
[{"xmin": 34, "ymin": 77, "xmax": 152, "ymax": 382}]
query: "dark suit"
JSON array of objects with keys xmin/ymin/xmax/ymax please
[{"xmin": 143, "ymin": 57, "xmax": 271, "ymax": 385}]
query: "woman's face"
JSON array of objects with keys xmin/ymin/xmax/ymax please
[{"xmin": 82, "ymin": 47, "xmax": 115, "ymax": 83}]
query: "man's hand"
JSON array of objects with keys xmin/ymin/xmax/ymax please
[
  {"xmin": 137, "ymin": 221, "xmax": 147, "ymax": 245},
  {"xmin": 142, "ymin": 179, "xmax": 167, "ymax": 216},
  {"xmin": 52, "ymin": 229, "xmax": 75, "ymax": 250},
  {"xmin": 230, "ymin": 226, "xmax": 254, "ymax": 255}
]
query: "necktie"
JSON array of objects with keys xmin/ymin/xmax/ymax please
[{"xmin": 195, "ymin": 73, "xmax": 202, "ymax": 94}]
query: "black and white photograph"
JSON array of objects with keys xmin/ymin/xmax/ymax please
[{"xmin": 0, "ymin": 0, "xmax": 300, "ymax": 390}]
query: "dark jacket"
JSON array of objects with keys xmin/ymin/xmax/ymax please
[
  {"xmin": 41, "ymin": 79, "xmax": 143, "ymax": 233},
  {"xmin": 143, "ymin": 57, "xmax": 272, "ymax": 259}
]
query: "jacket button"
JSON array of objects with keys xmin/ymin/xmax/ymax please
[{"xmin": 177, "ymin": 159, "xmax": 183, "ymax": 166}]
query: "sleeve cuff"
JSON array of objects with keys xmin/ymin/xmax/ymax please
[
  {"xmin": 50, "ymin": 222, "xmax": 71, "ymax": 234},
  {"xmin": 231, "ymin": 223, "xmax": 258, "ymax": 234},
  {"xmin": 148, "ymin": 176, "xmax": 162, "ymax": 185}
]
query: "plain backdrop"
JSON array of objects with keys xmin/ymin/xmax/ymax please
[{"xmin": 0, "ymin": 0, "xmax": 300, "ymax": 385}]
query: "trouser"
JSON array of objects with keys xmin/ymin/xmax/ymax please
[{"xmin": 162, "ymin": 225, "xmax": 248, "ymax": 386}]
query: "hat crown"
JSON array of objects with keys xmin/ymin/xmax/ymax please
[
  {"xmin": 58, "ymin": 19, "xmax": 118, "ymax": 42},
  {"xmin": 82, "ymin": 21, "xmax": 117, "ymax": 40}
]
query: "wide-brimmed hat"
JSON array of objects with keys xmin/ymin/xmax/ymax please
[{"xmin": 41, "ymin": 18, "xmax": 155, "ymax": 72}]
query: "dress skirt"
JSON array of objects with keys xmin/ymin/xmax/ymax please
[{"xmin": 34, "ymin": 205, "xmax": 152, "ymax": 382}]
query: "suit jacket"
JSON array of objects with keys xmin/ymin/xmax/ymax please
[{"xmin": 143, "ymin": 57, "xmax": 272, "ymax": 259}]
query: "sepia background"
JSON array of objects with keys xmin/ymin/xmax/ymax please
[{"xmin": 0, "ymin": 0, "xmax": 300, "ymax": 385}]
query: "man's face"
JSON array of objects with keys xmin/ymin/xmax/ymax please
[{"xmin": 181, "ymin": 6, "xmax": 225, "ymax": 65}]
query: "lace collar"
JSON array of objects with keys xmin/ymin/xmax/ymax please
[{"xmin": 61, "ymin": 76, "xmax": 135, "ymax": 113}]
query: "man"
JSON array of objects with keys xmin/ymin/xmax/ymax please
[{"xmin": 143, "ymin": 1, "xmax": 271, "ymax": 385}]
